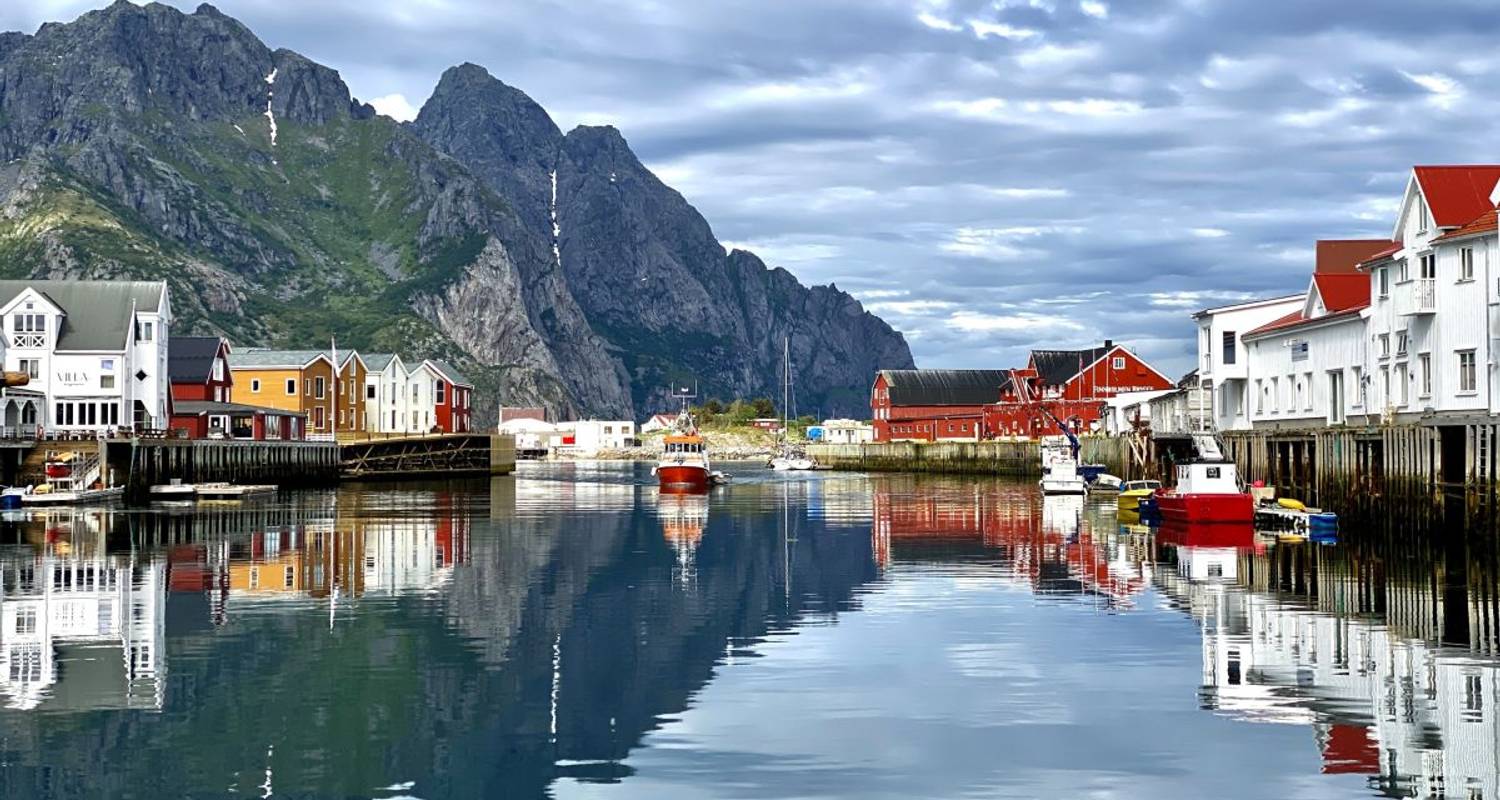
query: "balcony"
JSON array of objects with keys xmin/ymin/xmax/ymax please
[
  {"xmin": 9, "ymin": 333, "xmax": 45, "ymax": 348},
  {"xmin": 1398, "ymin": 278, "xmax": 1437, "ymax": 316}
]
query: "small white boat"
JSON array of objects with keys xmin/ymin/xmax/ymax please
[
  {"xmin": 20, "ymin": 486, "xmax": 124, "ymax": 506},
  {"xmin": 150, "ymin": 480, "xmax": 198, "ymax": 497},
  {"xmin": 195, "ymin": 483, "xmax": 277, "ymax": 499},
  {"xmin": 769, "ymin": 454, "xmax": 816, "ymax": 471},
  {"xmin": 1040, "ymin": 460, "xmax": 1088, "ymax": 495}
]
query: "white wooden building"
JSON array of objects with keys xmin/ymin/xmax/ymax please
[
  {"xmin": 0, "ymin": 280, "xmax": 171, "ymax": 436},
  {"xmin": 1193, "ymin": 295, "xmax": 1303, "ymax": 431},
  {"xmin": 1197, "ymin": 166, "xmax": 1500, "ymax": 431}
]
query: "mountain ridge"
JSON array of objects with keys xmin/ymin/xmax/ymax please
[{"xmin": 0, "ymin": 1, "xmax": 914, "ymax": 422}]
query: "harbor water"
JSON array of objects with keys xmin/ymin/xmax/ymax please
[{"xmin": 0, "ymin": 462, "xmax": 1497, "ymax": 798}]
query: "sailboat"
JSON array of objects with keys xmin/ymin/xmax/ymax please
[{"xmin": 768, "ymin": 338, "xmax": 817, "ymax": 471}]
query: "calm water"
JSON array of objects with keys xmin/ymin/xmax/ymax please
[{"xmin": 0, "ymin": 463, "xmax": 1497, "ymax": 798}]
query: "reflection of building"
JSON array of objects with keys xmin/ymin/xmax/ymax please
[
  {"xmin": 1159, "ymin": 540, "xmax": 1500, "ymax": 797},
  {"xmin": 0, "ymin": 549, "xmax": 166, "ymax": 711},
  {"xmin": 870, "ymin": 482, "xmax": 1151, "ymax": 605}
]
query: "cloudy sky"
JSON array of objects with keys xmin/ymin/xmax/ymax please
[{"xmin": 4, "ymin": 1, "xmax": 1497, "ymax": 376}]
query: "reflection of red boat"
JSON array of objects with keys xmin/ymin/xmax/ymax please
[
  {"xmin": 1156, "ymin": 461, "xmax": 1253, "ymax": 524},
  {"xmin": 1157, "ymin": 521, "xmax": 1255, "ymax": 549}
]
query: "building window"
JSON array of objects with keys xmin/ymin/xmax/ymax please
[
  {"xmin": 1290, "ymin": 341, "xmax": 1308, "ymax": 362},
  {"xmin": 1416, "ymin": 195, "xmax": 1428, "ymax": 232},
  {"xmin": 1351, "ymin": 367, "xmax": 1363, "ymax": 407},
  {"xmin": 1303, "ymin": 372, "xmax": 1313, "ymax": 411},
  {"xmin": 1398, "ymin": 259, "xmax": 1409, "ymax": 282},
  {"xmin": 285, "ymin": 378, "xmax": 296, "ymax": 395},
  {"xmin": 15, "ymin": 606, "xmax": 35, "ymax": 635},
  {"xmin": 1420, "ymin": 253, "xmax": 1436, "ymax": 280},
  {"xmin": 1396, "ymin": 330, "xmax": 1408, "ymax": 357},
  {"xmin": 136, "ymin": 321, "xmax": 154, "ymax": 342},
  {"xmin": 100, "ymin": 374, "xmax": 115, "ymax": 390},
  {"xmin": 1461, "ymin": 247, "xmax": 1475, "ymax": 281},
  {"xmin": 1378, "ymin": 334, "xmax": 1390, "ymax": 358},
  {"xmin": 1222, "ymin": 331, "xmax": 1236, "ymax": 365},
  {"xmin": 314, "ymin": 376, "xmax": 326, "ymax": 399},
  {"xmin": 1419, "ymin": 353, "xmax": 1432, "ymax": 397},
  {"xmin": 1254, "ymin": 380, "xmax": 1264, "ymax": 414},
  {"xmin": 435, "ymin": 382, "xmax": 447, "ymax": 404},
  {"xmin": 251, "ymin": 379, "xmax": 261, "ymax": 393},
  {"xmin": 1459, "ymin": 350, "xmax": 1477, "ymax": 394},
  {"xmin": 1397, "ymin": 364, "xmax": 1409, "ymax": 405},
  {"xmin": 1380, "ymin": 366, "xmax": 1390, "ymax": 406},
  {"xmin": 17, "ymin": 359, "xmax": 38, "ymax": 379},
  {"xmin": 1270, "ymin": 377, "xmax": 1279, "ymax": 412},
  {"xmin": 1378, "ymin": 268, "xmax": 1389, "ymax": 297},
  {"xmin": 314, "ymin": 407, "xmax": 325, "ymax": 429},
  {"xmin": 1111, "ymin": 357, "xmax": 1125, "ymax": 370},
  {"xmin": 366, "ymin": 384, "xmax": 376, "ymax": 400}
]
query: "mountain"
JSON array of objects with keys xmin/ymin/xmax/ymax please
[{"xmin": 0, "ymin": 2, "xmax": 914, "ymax": 421}]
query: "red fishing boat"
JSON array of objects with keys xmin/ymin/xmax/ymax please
[
  {"xmin": 1156, "ymin": 460, "xmax": 1254, "ymax": 524},
  {"xmin": 655, "ymin": 432, "xmax": 712, "ymax": 493}
]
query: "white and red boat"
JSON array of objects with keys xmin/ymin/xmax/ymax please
[
  {"xmin": 655, "ymin": 432, "xmax": 713, "ymax": 493},
  {"xmin": 1156, "ymin": 460, "xmax": 1253, "ymax": 524}
]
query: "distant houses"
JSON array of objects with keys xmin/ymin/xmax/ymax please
[
  {"xmin": 1195, "ymin": 165, "xmax": 1500, "ymax": 431},
  {"xmin": 0, "ymin": 276, "xmax": 479, "ymax": 442},
  {"xmin": 870, "ymin": 342, "xmax": 1174, "ymax": 442}
]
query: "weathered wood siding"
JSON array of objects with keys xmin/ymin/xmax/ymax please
[{"xmin": 808, "ymin": 437, "xmax": 1130, "ymax": 477}]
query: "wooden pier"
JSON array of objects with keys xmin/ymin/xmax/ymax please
[
  {"xmin": 807, "ymin": 437, "xmax": 1130, "ymax": 477},
  {"xmin": 106, "ymin": 438, "xmax": 341, "ymax": 501},
  {"xmin": 339, "ymin": 433, "xmax": 515, "ymax": 480}
]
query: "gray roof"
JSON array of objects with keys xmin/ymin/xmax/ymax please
[
  {"xmin": 173, "ymin": 400, "xmax": 304, "ymax": 417},
  {"xmin": 1031, "ymin": 347, "xmax": 1109, "ymax": 387},
  {"xmin": 425, "ymin": 359, "xmax": 472, "ymax": 387},
  {"xmin": 227, "ymin": 349, "xmax": 329, "ymax": 369},
  {"xmin": 168, "ymin": 336, "xmax": 225, "ymax": 383},
  {"xmin": 362, "ymin": 353, "xmax": 397, "ymax": 372},
  {"xmin": 0, "ymin": 280, "xmax": 165, "ymax": 351},
  {"xmin": 878, "ymin": 369, "xmax": 1010, "ymax": 406}
]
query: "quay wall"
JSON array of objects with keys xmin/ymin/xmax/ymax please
[
  {"xmin": 108, "ymin": 439, "xmax": 340, "ymax": 501},
  {"xmin": 808, "ymin": 437, "xmax": 1130, "ymax": 477}
]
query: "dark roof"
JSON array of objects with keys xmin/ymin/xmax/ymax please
[
  {"xmin": 424, "ymin": 359, "xmax": 473, "ymax": 387},
  {"xmin": 228, "ymin": 349, "xmax": 329, "ymax": 369},
  {"xmin": 878, "ymin": 369, "xmax": 1009, "ymax": 406},
  {"xmin": 1030, "ymin": 347, "xmax": 1108, "ymax": 387},
  {"xmin": 172, "ymin": 400, "xmax": 304, "ymax": 417},
  {"xmin": 167, "ymin": 336, "xmax": 226, "ymax": 383},
  {"xmin": 0, "ymin": 280, "xmax": 165, "ymax": 351},
  {"xmin": 1315, "ymin": 240, "xmax": 1394, "ymax": 274}
]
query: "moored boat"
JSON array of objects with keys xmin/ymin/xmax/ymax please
[
  {"xmin": 1156, "ymin": 460, "xmax": 1253, "ymax": 524},
  {"xmin": 1116, "ymin": 479, "xmax": 1161, "ymax": 513},
  {"xmin": 655, "ymin": 433, "xmax": 713, "ymax": 493},
  {"xmin": 1040, "ymin": 459, "xmax": 1087, "ymax": 495}
]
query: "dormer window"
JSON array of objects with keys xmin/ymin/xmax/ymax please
[
  {"xmin": 10, "ymin": 313, "xmax": 46, "ymax": 348},
  {"xmin": 135, "ymin": 320, "xmax": 155, "ymax": 343}
]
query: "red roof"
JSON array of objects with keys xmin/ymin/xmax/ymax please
[
  {"xmin": 1431, "ymin": 207, "xmax": 1498, "ymax": 243},
  {"xmin": 1355, "ymin": 240, "xmax": 1402, "ymax": 268},
  {"xmin": 1413, "ymin": 165, "xmax": 1500, "ymax": 228},
  {"xmin": 1312, "ymin": 274, "xmax": 1369, "ymax": 312},
  {"xmin": 1245, "ymin": 309, "xmax": 1306, "ymax": 336},
  {"xmin": 1315, "ymin": 239, "xmax": 1395, "ymax": 274},
  {"xmin": 1245, "ymin": 306, "xmax": 1365, "ymax": 337}
]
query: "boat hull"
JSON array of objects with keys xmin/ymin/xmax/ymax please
[
  {"xmin": 1040, "ymin": 477, "xmax": 1087, "ymax": 495},
  {"xmin": 657, "ymin": 465, "xmax": 712, "ymax": 493},
  {"xmin": 1156, "ymin": 492, "xmax": 1253, "ymax": 524}
]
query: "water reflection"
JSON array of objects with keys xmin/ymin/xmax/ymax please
[{"xmin": 7, "ymin": 468, "xmax": 1500, "ymax": 797}]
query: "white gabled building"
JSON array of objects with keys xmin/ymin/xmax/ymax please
[
  {"xmin": 1361, "ymin": 166, "xmax": 1500, "ymax": 423},
  {"xmin": 1197, "ymin": 166, "xmax": 1500, "ymax": 432},
  {"xmin": 362, "ymin": 353, "xmax": 412, "ymax": 433},
  {"xmin": 0, "ymin": 280, "xmax": 171, "ymax": 436},
  {"xmin": 1193, "ymin": 294, "xmax": 1303, "ymax": 431}
]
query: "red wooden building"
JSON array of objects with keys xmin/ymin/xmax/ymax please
[
  {"xmin": 422, "ymin": 359, "xmax": 475, "ymax": 434},
  {"xmin": 168, "ymin": 336, "xmax": 305, "ymax": 440},
  {"xmin": 871, "ymin": 369, "xmax": 1009, "ymax": 442},
  {"xmin": 871, "ymin": 342, "xmax": 1173, "ymax": 442}
]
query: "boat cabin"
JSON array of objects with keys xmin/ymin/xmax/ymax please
[
  {"xmin": 1122, "ymin": 480, "xmax": 1162, "ymax": 492},
  {"xmin": 663, "ymin": 436, "xmax": 705, "ymax": 455},
  {"xmin": 1174, "ymin": 461, "xmax": 1241, "ymax": 495}
]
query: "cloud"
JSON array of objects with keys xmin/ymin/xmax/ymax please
[
  {"xmin": 967, "ymin": 20, "xmax": 1038, "ymax": 41},
  {"xmin": 368, "ymin": 92, "xmax": 418, "ymax": 122},
  {"xmin": 865, "ymin": 299, "xmax": 959, "ymax": 315},
  {"xmin": 8, "ymin": 0, "xmax": 1491, "ymax": 379}
]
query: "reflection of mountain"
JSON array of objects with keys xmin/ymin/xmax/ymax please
[
  {"xmin": 870, "ymin": 478, "xmax": 1151, "ymax": 606},
  {"xmin": 1158, "ymin": 536, "xmax": 1500, "ymax": 796},
  {"xmin": 0, "ymin": 481, "xmax": 878, "ymax": 798}
]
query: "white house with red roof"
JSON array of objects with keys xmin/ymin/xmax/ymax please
[
  {"xmin": 1360, "ymin": 165, "xmax": 1500, "ymax": 422},
  {"xmin": 1202, "ymin": 165, "xmax": 1500, "ymax": 431},
  {"xmin": 1240, "ymin": 240, "xmax": 1388, "ymax": 428}
]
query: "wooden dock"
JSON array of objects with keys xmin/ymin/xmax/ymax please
[
  {"xmin": 339, "ymin": 433, "xmax": 515, "ymax": 480},
  {"xmin": 106, "ymin": 438, "xmax": 341, "ymax": 502},
  {"xmin": 806, "ymin": 437, "xmax": 1130, "ymax": 477}
]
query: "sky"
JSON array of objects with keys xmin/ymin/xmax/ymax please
[{"xmin": 3, "ymin": 0, "xmax": 1497, "ymax": 377}]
